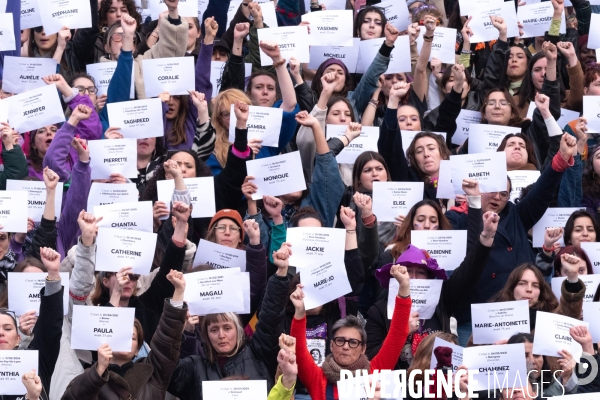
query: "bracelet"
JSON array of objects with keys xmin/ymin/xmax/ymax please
[
  {"xmin": 342, "ymin": 134, "xmax": 351, "ymax": 144},
  {"xmin": 423, "ymin": 35, "xmax": 434, "ymax": 42},
  {"xmin": 461, "ymin": 49, "xmax": 472, "ymax": 54},
  {"xmin": 480, "ymin": 233, "xmax": 494, "ymax": 240},
  {"xmin": 542, "ymin": 243, "xmax": 554, "ymax": 252},
  {"xmin": 398, "ymin": 293, "xmax": 411, "ymax": 299},
  {"xmin": 368, "ymin": 99, "xmax": 378, "ymax": 107},
  {"xmin": 273, "ymin": 58, "xmax": 286, "ymax": 68},
  {"xmin": 346, "ymin": 230, "xmax": 356, "ymax": 233},
  {"xmin": 46, "ymin": 275, "xmax": 60, "ymax": 282}
]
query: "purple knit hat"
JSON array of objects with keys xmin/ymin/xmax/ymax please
[
  {"xmin": 375, "ymin": 244, "xmax": 447, "ymax": 289},
  {"xmin": 320, "ymin": 58, "xmax": 349, "ymax": 76}
]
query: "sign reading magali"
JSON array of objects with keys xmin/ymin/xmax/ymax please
[
  {"xmin": 71, "ymin": 305, "xmax": 136, "ymax": 352},
  {"xmin": 183, "ymin": 268, "xmax": 247, "ymax": 315},
  {"xmin": 38, "ymin": 0, "xmax": 92, "ymax": 34},
  {"xmin": 0, "ymin": 350, "xmax": 39, "ymax": 395}
]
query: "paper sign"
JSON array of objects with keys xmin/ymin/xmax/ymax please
[
  {"xmin": 106, "ymin": 98, "xmax": 164, "ymax": 138},
  {"xmin": 526, "ymin": 104, "xmax": 580, "ymax": 129},
  {"xmin": 551, "ymin": 275, "xmax": 600, "ymax": 303},
  {"xmin": 95, "ymin": 227, "xmax": 157, "ymax": 275},
  {"xmin": 87, "ymin": 62, "xmax": 135, "ymax": 98},
  {"xmin": 532, "ymin": 311, "xmax": 589, "ymax": 360},
  {"xmin": 411, "ymin": 230, "xmax": 468, "ymax": 271},
  {"xmin": 321, "ymin": 0, "xmax": 346, "ymax": 9},
  {"xmin": 377, "ymin": 0, "xmax": 410, "ymax": 32},
  {"xmin": 2, "ymin": 57, "xmax": 57, "ymax": 94},
  {"xmin": 225, "ymin": 0, "xmax": 241, "ymax": 28},
  {"xmin": 429, "ymin": 337, "xmax": 463, "ymax": 375},
  {"xmin": 156, "ymin": 176, "xmax": 216, "ymax": 218},
  {"xmin": 308, "ymin": 38, "xmax": 360, "ymax": 73},
  {"xmin": 198, "ymin": 0, "xmax": 208, "ymax": 20},
  {"xmin": 86, "ymin": 183, "xmax": 138, "ymax": 212},
  {"xmin": 228, "ymin": 105, "xmax": 283, "ymax": 147},
  {"xmin": 8, "ymin": 272, "xmax": 69, "ymax": 316},
  {"xmin": 507, "ymin": 170, "xmax": 540, "ymax": 203},
  {"xmin": 583, "ymin": 302, "xmax": 600, "ymax": 342},
  {"xmin": 6, "ymin": 180, "xmax": 64, "ymax": 222},
  {"xmin": 184, "ymin": 268, "xmax": 246, "ymax": 315},
  {"xmin": 372, "ymin": 181, "xmax": 424, "ymax": 222},
  {"xmin": 452, "ymin": 110, "xmax": 482, "ymax": 145},
  {"xmin": 94, "ymin": 201, "xmax": 153, "ymax": 233},
  {"xmin": 468, "ymin": 2, "xmax": 519, "ymax": 44},
  {"xmin": 8, "ymin": 84, "xmax": 65, "ymax": 133},
  {"xmin": 0, "ymin": 350, "xmax": 39, "ymax": 395},
  {"xmin": 583, "ymin": 96, "xmax": 600, "ymax": 133},
  {"xmin": 327, "ymin": 125, "xmax": 379, "ymax": 164},
  {"xmin": 202, "ymin": 380, "xmax": 267, "ymax": 400},
  {"xmin": 209, "ymin": 61, "xmax": 252, "ymax": 98},
  {"xmin": 148, "ymin": 0, "xmax": 198, "ymax": 19},
  {"xmin": 401, "ymin": 130, "xmax": 447, "ymax": 155},
  {"xmin": 436, "ymin": 159, "xmax": 458, "ymax": 199},
  {"xmin": 257, "ymin": 0, "xmax": 278, "ymax": 29},
  {"xmin": 532, "ymin": 207, "xmax": 581, "ymax": 247},
  {"xmin": 463, "ymin": 343, "xmax": 528, "ymax": 392},
  {"xmin": 38, "ymin": 0, "xmax": 92, "ymax": 34},
  {"xmin": 142, "ymin": 57, "xmax": 195, "ymax": 97},
  {"xmin": 357, "ymin": 36, "xmax": 412, "ymax": 74},
  {"xmin": 416, "ymin": 27, "xmax": 457, "ymax": 64},
  {"xmin": 388, "ymin": 278, "xmax": 443, "ymax": 320},
  {"xmin": 301, "ymin": 10, "xmax": 354, "ymax": 47},
  {"xmin": 471, "ymin": 300, "xmax": 530, "ymax": 344},
  {"xmin": 589, "ymin": 14, "xmax": 600, "ymax": 49},
  {"xmin": 286, "ymin": 227, "xmax": 346, "ymax": 269},
  {"xmin": 71, "ymin": 305, "xmax": 136, "ymax": 352},
  {"xmin": 0, "ymin": 100, "xmax": 8, "ymax": 123},
  {"xmin": 0, "ymin": 190, "xmax": 27, "ymax": 232},
  {"xmin": 245, "ymin": 152, "xmax": 307, "ymax": 200},
  {"xmin": 468, "ymin": 124, "xmax": 521, "ymax": 154},
  {"xmin": 20, "ymin": 0, "xmax": 43, "ymax": 30},
  {"xmin": 193, "ymin": 239, "xmax": 247, "ymax": 271},
  {"xmin": 88, "ymin": 138, "xmax": 139, "ymax": 180},
  {"xmin": 301, "ymin": 259, "xmax": 353, "ymax": 310},
  {"xmin": 458, "ymin": 0, "xmax": 502, "ymax": 16},
  {"xmin": 580, "ymin": 242, "xmax": 600, "ymax": 274},
  {"xmin": 0, "ymin": 13, "xmax": 15, "ymax": 51},
  {"xmin": 449, "ymin": 152, "xmax": 508, "ymax": 193},
  {"xmin": 518, "ymin": 3, "xmax": 566, "ymax": 39},
  {"xmin": 257, "ymin": 26, "xmax": 310, "ymax": 66}
]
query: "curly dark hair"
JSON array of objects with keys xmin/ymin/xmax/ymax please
[{"xmin": 98, "ymin": 0, "xmax": 142, "ymax": 29}]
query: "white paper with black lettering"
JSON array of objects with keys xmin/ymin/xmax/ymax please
[
  {"xmin": 436, "ymin": 159, "xmax": 458, "ymax": 199},
  {"xmin": 71, "ymin": 305, "xmax": 136, "ymax": 352},
  {"xmin": 468, "ymin": 2, "xmax": 519, "ymax": 43},
  {"xmin": 377, "ymin": 0, "xmax": 410, "ymax": 31},
  {"xmin": 415, "ymin": 27, "xmax": 457, "ymax": 64},
  {"xmin": 228, "ymin": 105, "xmax": 283, "ymax": 147},
  {"xmin": 225, "ymin": 0, "xmax": 241, "ymax": 28},
  {"xmin": 532, "ymin": 207, "xmax": 582, "ymax": 247},
  {"xmin": 507, "ymin": 171, "xmax": 540, "ymax": 203},
  {"xmin": 580, "ymin": 242, "xmax": 600, "ymax": 274},
  {"xmin": 95, "ymin": 227, "xmax": 157, "ymax": 275},
  {"xmin": 463, "ymin": 343, "xmax": 528, "ymax": 392},
  {"xmin": 88, "ymin": 138, "xmax": 138, "ymax": 180},
  {"xmin": 6, "ymin": 180, "xmax": 63, "ymax": 222},
  {"xmin": 449, "ymin": 152, "xmax": 508, "ymax": 193},
  {"xmin": 148, "ymin": 0, "xmax": 198, "ymax": 19},
  {"xmin": 2, "ymin": 57, "xmax": 57, "ymax": 94},
  {"xmin": 471, "ymin": 300, "xmax": 530, "ymax": 344},
  {"xmin": 257, "ymin": 26, "xmax": 310, "ymax": 66},
  {"xmin": 583, "ymin": 302, "xmax": 600, "ymax": 341},
  {"xmin": 357, "ymin": 36, "xmax": 411, "ymax": 74},
  {"xmin": 0, "ymin": 13, "xmax": 15, "ymax": 51},
  {"xmin": 0, "ymin": 99, "xmax": 8, "ymax": 123},
  {"xmin": 184, "ymin": 268, "xmax": 245, "ymax": 315},
  {"xmin": 583, "ymin": 96, "xmax": 600, "ymax": 133},
  {"xmin": 20, "ymin": 0, "xmax": 42, "ymax": 30},
  {"xmin": 372, "ymin": 181, "xmax": 424, "ymax": 222},
  {"xmin": 301, "ymin": 259, "xmax": 352, "ymax": 310},
  {"xmin": 198, "ymin": 0, "xmax": 208, "ymax": 20},
  {"xmin": 458, "ymin": 0, "xmax": 502, "ymax": 16},
  {"xmin": 327, "ymin": 125, "xmax": 379, "ymax": 164},
  {"xmin": 429, "ymin": 338, "xmax": 463, "ymax": 375},
  {"xmin": 256, "ymin": 0, "xmax": 278, "ymax": 29},
  {"xmin": 209, "ymin": 61, "xmax": 252, "ymax": 98},
  {"xmin": 589, "ymin": 14, "xmax": 600, "ymax": 49},
  {"xmin": 87, "ymin": 62, "xmax": 135, "ymax": 98},
  {"xmin": 8, "ymin": 84, "xmax": 65, "ymax": 133},
  {"xmin": 202, "ymin": 380, "xmax": 268, "ymax": 400},
  {"xmin": 8, "ymin": 272, "xmax": 69, "ymax": 316},
  {"xmin": 0, "ymin": 190, "xmax": 27, "ymax": 232},
  {"xmin": 411, "ymin": 230, "xmax": 467, "ymax": 271},
  {"xmin": 401, "ymin": 130, "xmax": 447, "ymax": 155},
  {"xmin": 301, "ymin": 10, "xmax": 353, "ymax": 46},
  {"xmin": 532, "ymin": 311, "xmax": 588, "ymax": 360},
  {"xmin": 245, "ymin": 152, "xmax": 307, "ymax": 199},
  {"xmin": 518, "ymin": 3, "xmax": 566, "ymax": 38},
  {"xmin": 0, "ymin": 350, "xmax": 38, "ymax": 395},
  {"xmin": 468, "ymin": 124, "xmax": 521, "ymax": 154},
  {"xmin": 193, "ymin": 239, "xmax": 247, "ymax": 271},
  {"xmin": 309, "ymin": 38, "xmax": 360, "ymax": 73},
  {"xmin": 452, "ymin": 109, "xmax": 482, "ymax": 145},
  {"xmin": 87, "ymin": 183, "xmax": 138, "ymax": 212},
  {"xmin": 94, "ymin": 201, "xmax": 153, "ymax": 233},
  {"xmin": 286, "ymin": 227, "xmax": 346, "ymax": 269},
  {"xmin": 156, "ymin": 176, "xmax": 216, "ymax": 218},
  {"xmin": 38, "ymin": 0, "xmax": 92, "ymax": 34},
  {"xmin": 526, "ymin": 104, "xmax": 579, "ymax": 130},
  {"xmin": 142, "ymin": 57, "xmax": 195, "ymax": 97},
  {"xmin": 551, "ymin": 275, "xmax": 600, "ymax": 303},
  {"xmin": 107, "ymin": 98, "xmax": 164, "ymax": 138},
  {"xmin": 388, "ymin": 279, "xmax": 443, "ymax": 320}
]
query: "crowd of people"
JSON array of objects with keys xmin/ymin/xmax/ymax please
[{"xmin": 1, "ymin": 0, "xmax": 600, "ymax": 398}]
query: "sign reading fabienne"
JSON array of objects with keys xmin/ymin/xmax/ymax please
[
  {"xmin": 95, "ymin": 227, "xmax": 157, "ymax": 275},
  {"xmin": 6, "ymin": 180, "xmax": 64, "ymax": 222},
  {"xmin": 107, "ymin": 98, "xmax": 164, "ymax": 138},
  {"xmin": 193, "ymin": 239, "xmax": 247, "ymax": 271},
  {"xmin": 449, "ymin": 152, "xmax": 508, "ymax": 193},
  {"xmin": 286, "ymin": 227, "xmax": 346, "ymax": 268},
  {"xmin": 71, "ymin": 305, "xmax": 135, "ymax": 352},
  {"xmin": 8, "ymin": 272, "xmax": 69, "ymax": 316},
  {"xmin": 0, "ymin": 190, "xmax": 28, "ymax": 233},
  {"xmin": 463, "ymin": 343, "xmax": 528, "ymax": 392},
  {"xmin": 0, "ymin": 350, "xmax": 39, "ymax": 395},
  {"xmin": 245, "ymin": 151, "xmax": 306, "ymax": 200},
  {"xmin": 471, "ymin": 300, "xmax": 530, "ymax": 344},
  {"xmin": 410, "ymin": 230, "xmax": 467, "ymax": 271}
]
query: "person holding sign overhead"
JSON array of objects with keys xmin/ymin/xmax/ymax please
[{"xmin": 0, "ymin": 123, "xmax": 28, "ymax": 190}]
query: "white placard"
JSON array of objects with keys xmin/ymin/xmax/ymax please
[
  {"xmin": 209, "ymin": 61, "xmax": 252, "ymax": 98},
  {"xmin": 411, "ymin": 230, "xmax": 468, "ymax": 271},
  {"xmin": 106, "ymin": 98, "xmax": 164, "ymax": 138},
  {"xmin": 228, "ymin": 105, "xmax": 283, "ymax": 147},
  {"xmin": 198, "ymin": 0, "xmax": 208, "ymax": 20},
  {"xmin": 94, "ymin": 201, "xmax": 153, "ymax": 233},
  {"xmin": 286, "ymin": 227, "xmax": 346, "ymax": 269},
  {"xmin": 0, "ymin": 350, "xmax": 39, "ymax": 395},
  {"xmin": 1, "ymin": 57, "xmax": 57, "ymax": 94},
  {"xmin": 86, "ymin": 62, "xmax": 135, "ymax": 98},
  {"xmin": 372, "ymin": 181, "xmax": 424, "ymax": 222},
  {"xmin": 415, "ymin": 27, "xmax": 457, "ymax": 64},
  {"xmin": 452, "ymin": 109, "xmax": 482, "ymax": 146},
  {"xmin": 88, "ymin": 138, "xmax": 139, "ymax": 180},
  {"xmin": 245, "ymin": 152, "xmax": 307, "ymax": 200},
  {"xmin": 458, "ymin": 0, "xmax": 502, "ymax": 16},
  {"xmin": 436, "ymin": 159, "xmax": 458, "ymax": 199},
  {"xmin": 518, "ymin": 3, "xmax": 566, "ymax": 39},
  {"xmin": 308, "ymin": 38, "xmax": 360, "ymax": 73},
  {"xmin": 583, "ymin": 96, "xmax": 600, "ymax": 133},
  {"xmin": 0, "ymin": 13, "xmax": 15, "ymax": 51},
  {"xmin": 86, "ymin": 183, "xmax": 138, "ymax": 212},
  {"xmin": 388, "ymin": 278, "xmax": 443, "ymax": 320},
  {"xmin": 156, "ymin": 176, "xmax": 216, "ymax": 219},
  {"xmin": 449, "ymin": 152, "xmax": 508, "ymax": 193},
  {"xmin": 142, "ymin": 57, "xmax": 195, "ymax": 97},
  {"xmin": 301, "ymin": 10, "xmax": 354, "ymax": 47},
  {"xmin": 471, "ymin": 300, "xmax": 530, "ymax": 344},
  {"xmin": 356, "ymin": 36, "xmax": 412, "ymax": 74},
  {"xmin": 257, "ymin": 26, "xmax": 310, "ymax": 66},
  {"xmin": 463, "ymin": 343, "xmax": 528, "ymax": 392},
  {"xmin": 327, "ymin": 125, "xmax": 379, "ymax": 164},
  {"xmin": 532, "ymin": 207, "xmax": 581, "ymax": 247},
  {"xmin": 6, "ymin": 180, "xmax": 64, "ymax": 222},
  {"xmin": 38, "ymin": 0, "xmax": 92, "ymax": 35},
  {"xmin": 377, "ymin": 0, "xmax": 410, "ymax": 32},
  {"xmin": 526, "ymin": 104, "xmax": 580, "ymax": 129},
  {"xmin": 468, "ymin": 124, "xmax": 521, "ymax": 154},
  {"xmin": 183, "ymin": 268, "xmax": 246, "ymax": 315},
  {"xmin": 0, "ymin": 99, "xmax": 8, "ymax": 123},
  {"xmin": 321, "ymin": 0, "xmax": 346, "ymax": 9},
  {"xmin": 258, "ymin": 0, "xmax": 278, "ymax": 29},
  {"xmin": 0, "ymin": 190, "xmax": 27, "ymax": 232},
  {"xmin": 429, "ymin": 337, "xmax": 463, "ymax": 375},
  {"xmin": 7, "ymin": 84, "xmax": 65, "ymax": 133},
  {"xmin": 8, "ymin": 272, "xmax": 69, "ymax": 316},
  {"xmin": 589, "ymin": 14, "xmax": 600, "ymax": 49},
  {"xmin": 301, "ymin": 259, "xmax": 353, "ymax": 310},
  {"xmin": 508, "ymin": 170, "xmax": 540, "ymax": 203},
  {"xmin": 468, "ymin": 2, "xmax": 519, "ymax": 44},
  {"xmin": 551, "ymin": 275, "xmax": 600, "ymax": 303},
  {"xmin": 583, "ymin": 302, "xmax": 600, "ymax": 342},
  {"xmin": 225, "ymin": 0, "xmax": 242, "ymax": 28},
  {"xmin": 95, "ymin": 227, "xmax": 157, "ymax": 275},
  {"xmin": 532, "ymin": 311, "xmax": 588, "ymax": 360},
  {"xmin": 148, "ymin": 0, "xmax": 198, "ymax": 19},
  {"xmin": 401, "ymin": 130, "xmax": 447, "ymax": 155},
  {"xmin": 20, "ymin": 0, "xmax": 42, "ymax": 30},
  {"xmin": 71, "ymin": 305, "xmax": 136, "ymax": 352},
  {"xmin": 193, "ymin": 239, "xmax": 247, "ymax": 271},
  {"xmin": 202, "ymin": 380, "xmax": 268, "ymax": 400},
  {"xmin": 580, "ymin": 242, "xmax": 600, "ymax": 274}
]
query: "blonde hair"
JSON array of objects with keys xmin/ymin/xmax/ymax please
[
  {"xmin": 200, "ymin": 312, "xmax": 245, "ymax": 363},
  {"xmin": 211, "ymin": 89, "xmax": 252, "ymax": 167}
]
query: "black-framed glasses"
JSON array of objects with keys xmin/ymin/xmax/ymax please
[
  {"xmin": 75, "ymin": 85, "xmax": 98, "ymax": 95},
  {"xmin": 332, "ymin": 337, "xmax": 363, "ymax": 348}
]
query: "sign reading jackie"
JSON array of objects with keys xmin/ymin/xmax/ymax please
[
  {"xmin": 372, "ymin": 181, "xmax": 424, "ymax": 222},
  {"xmin": 471, "ymin": 300, "xmax": 530, "ymax": 344},
  {"xmin": 38, "ymin": 0, "xmax": 92, "ymax": 34},
  {"xmin": 94, "ymin": 201, "xmax": 153, "ymax": 233},
  {"xmin": 2, "ymin": 56, "xmax": 57, "ymax": 94},
  {"xmin": 71, "ymin": 305, "xmax": 136, "ymax": 352},
  {"xmin": 0, "ymin": 350, "xmax": 39, "ymax": 395},
  {"xmin": 156, "ymin": 176, "xmax": 216, "ymax": 219},
  {"xmin": 142, "ymin": 57, "xmax": 195, "ymax": 97},
  {"xmin": 8, "ymin": 272, "xmax": 69, "ymax": 316},
  {"xmin": 87, "ymin": 183, "xmax": 138, "ymax": 212},
  {"xmin": 286, "ymin": 227, "xmax": 346, "ymax": 269},
  {"xmin": 245, "ymin": 152, "xmax": 307, "ymax": 200},
  {"xmin": 88, "ymin": 138, "xmax": 139, "ymax": 180},
  {"xmin": 228, "ymin": 105, "xmax": 283, "ymax": 147},
  {"xmin": 0, "ymin": 190, "xmax": 28, "ymax": 233},
  {"xmin": 8, "ymin": 84, "xmax": 65, "ymax": 133},
  {"xmin": 95, "ymin": 227, "xmax": 158, "ymax": 275},
  {"xmin": 6, "ymin": 179, "xmax": 64, "ymax": 222},
  {"xmin": 193, "ymin": 239, "xmax": 247, "ymax": 271},
  {"xmin": 463, "ymin": 344, "xmax": 528, "ymax": 392},
  {"xmin": 106, "ymin": 98, "xmax": 164, "ymax": 138},
  {"xmin": 410, "ymin": 230, "xmax": 467, "ymax": 271},
  {"xmin": 301, "ymin": 259, "xmax": 352, "ymax": 310}
]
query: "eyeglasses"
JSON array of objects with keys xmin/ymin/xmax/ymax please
[
  {"xmin": 111, "ymin": 32, "xmax": 124, "ymax": 42},
  {"xmin": 214, "ymin": 225, "xmax": 241, "ymax": 233},
  {"xmin": 332, "ymin": 337, "xmax": 363, "ymax": 348},
  {"xmin": 219, "ymin": 111, "xmax": 231, "ymax": 120},
  {"xmin": 419, "ymin": 19, "xmax": 442, "ymax": 26},
  {"xmin": 75, "ymin": 85, "xmax": 98, "ymax": 95},
  {"xmin": 485, "ymin": 100, "xmax": 510, "ymax": 108}
]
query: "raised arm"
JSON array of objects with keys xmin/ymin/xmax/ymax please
[
  {"xmin": 221, "ymin": 23, "xmax": 250, "ymax": 92},
  {"xmin": 481, "ymin": 17, "xmax": 510, "ymax": 94},
  {"xmin": 0, "ymin": 123, "xmax": 27, "ymax": 189},
  {"xmin": 412, "ymin": 18, "xmax": 436, "ymax": 102},
  {"xmin": 240, "ymin": 219, "xmax": 268, "ymax": 327},
  {"xmin": 339, "ymin": 207, "xmax": 365, "ymax": 295},
  {"xmin": 259, "ymin": 40, "xmax": 297, "ymax": 112},
  {"xmin": 29, "ymin": 168, "xmax": 60, "ymax": 259},
  {"xmin": 196, "ymin": 17, "xmax": 217, "ymax": 98}
]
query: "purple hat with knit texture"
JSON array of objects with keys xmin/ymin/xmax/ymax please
[{"xmin": 375, "ymin": 244, "xmax": 447, "ymax": 289}]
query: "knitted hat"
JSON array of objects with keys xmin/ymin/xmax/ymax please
[
  {"xmin": 208, "ymin": 209, "xmax": 245, "ymax": 240},
  {"xmin": 375, "ymin": 244, "xmax": 447, "ymax": 288},
  {"xmin": 320, "ymin": 58, "xmax": 349, "ymax": 76},
  {"xmin": 434, "ymin": 346, "xmax": 453, "ymax": 369}
]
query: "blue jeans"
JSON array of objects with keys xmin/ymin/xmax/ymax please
[
  {"xmin": 294, "ymin": 394, "xmax": 312, "ymax": 400},
  {"xmin": 457, "ymin": 321, "xmax": 472, "ymax": 347}
]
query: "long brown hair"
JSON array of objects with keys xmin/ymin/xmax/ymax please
[
  {"xmin": 407, "ymin": 332, "xmax": 458, "ymax": 388},
  {"xmin": 405, "ymin": 132, "xmax": 451, "ymax": 183},
  {"xmin": 489, "ymin": 264, "xmax": 558, "ymax": 312},
  {"xmin": 211, "ymin": 89, "xmax": 252, "ymax": 167},
  {"xmin": 166, "ymin": 95, "xmax": 190, "ymax": 147},
  {"xmin": 351, "ymin": 151, "xmax": 390, "ymax": 191}
]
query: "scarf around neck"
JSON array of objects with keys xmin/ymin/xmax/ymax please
[
  {"xmin": 508, "ymin": 80, "xmax": 522, "ymax": 96},
  {"xmin": 321, "ymin": 353, "xmax": 371, "ymax": 384}
]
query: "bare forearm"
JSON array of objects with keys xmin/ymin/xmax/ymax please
[
  {"xmin": 275, "ymin": 64, "xmax": 297, "ymax": 112},
  {"xmin": 43, "ymin": 188, "xmax": 56, "ymax": 221}
]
